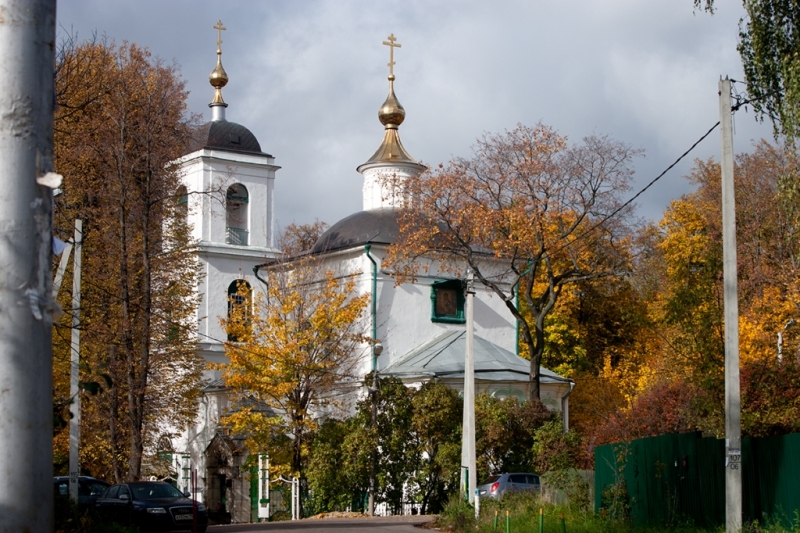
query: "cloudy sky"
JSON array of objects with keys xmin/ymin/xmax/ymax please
[{"xmin": 56, "ymin": 0, "xmax": 774, "ymax": 230}]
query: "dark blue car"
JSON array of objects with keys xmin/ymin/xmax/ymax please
[
  {"xmin": 95, "ymin": 481, "xmax": 208, "ymax": 532},
  {"xmin": 54, "ymin": 476, "xmax": 111, "ymax": 507}
]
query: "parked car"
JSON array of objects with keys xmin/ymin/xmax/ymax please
[
  {"xmin": 53, "ymin": 476, "xmax": 111, "ymax": 507},
  {"xmin": 477, "ymin": 472, "xmax": 541, "ymax": 499},
  {"xmin": 94, "ymin": 481, "xmax": 208, "ymax": 532}
]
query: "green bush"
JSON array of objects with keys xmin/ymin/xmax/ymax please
[
  {"xmin": 598, "ymin": 478, "xmax": 630, "ymax": 524},
  {"xmin": 437, "ymin": 493, "xmax": 476, "ymax": 532}
]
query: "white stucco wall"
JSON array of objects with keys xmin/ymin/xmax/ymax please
[
  {"xmin": 360, "ymin": 161, "xmax": 423, "ymax": 211},
  {"xmin": 311, "ymin": 243, "xmax": 571, "ymax": 411},
  {"xmin": 314, "ymin": 245, "xmax": 515, "ymax": 374}
]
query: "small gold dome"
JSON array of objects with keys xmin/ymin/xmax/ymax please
[
  {"xmin": 209, "ymin": 53, "xmax": 228, "ymax": 105},
  {"xmin": 210, "ymin": 54, "xmax": 228, "ymax": 89},
  {"xmin": 378, "ymin": 75, "xmax": 405, "ymax": 128}
]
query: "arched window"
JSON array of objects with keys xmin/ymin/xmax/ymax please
[
  {"xmin": 176, "ymin": 185, "xmax": 188, "ymax": 219},
  {"xmin": 227, "ymin": 279, "xmax": 252, "ymax": 341},
  {"xmin": 226, "ymin": 184, "xmax": 249, "ymax": 245}
]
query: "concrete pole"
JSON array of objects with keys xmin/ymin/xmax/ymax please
[
  {"xmin": 719, "ymin": 77, "xmax": 742, "ymax": 533},
  {"xmin": 69, "ymin": 220, "xmax": 83, "ymax": 501},
  {"xmin": 461, "ymin": 271, "xmax": 477, "ymax": 504},
  {"xmin": 0, "ymin": 1, "xmax": 57, "ymax": 531}
]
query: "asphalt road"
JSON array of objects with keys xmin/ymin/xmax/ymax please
[{"xmin": 207, "ymin": 515, "xmax": 434, "ymax": 532}]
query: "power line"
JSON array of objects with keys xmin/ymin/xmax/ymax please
[
  {"xmin": 564, "ymin": 119, "xmax": 721, "ymax": 250},
  {"xmin": 557, "ymin": 83, "xmax": 778, "ymax": 253}
]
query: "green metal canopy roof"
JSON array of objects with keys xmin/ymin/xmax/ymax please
[{"xmin": 381, "ymin": 330, "xmax": 570, "ymax": 383}]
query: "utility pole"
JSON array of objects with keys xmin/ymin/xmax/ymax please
[
  {"xmin": 719, "ymin": 77, "xmax": 742, "ymax": 533},
  {"xmin": 69, "ymin": 220, "xmax": 84, "ymax": 502},
  {"xmin": 0, "ymin": 1, "xmax": 57, "ymax": 532},
  {"xmin": 460, "ymin": 271, "xmax": 477, "ymax": 505}
]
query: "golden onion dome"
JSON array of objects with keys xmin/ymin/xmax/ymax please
[
  {"xmin": 358, "ymin": 33, "xmax": 424, "ymax": 171},
  {"xmin": 378, "ymin": 75, "xmax": 405, "ymax": 128},
  {"xmin": 209, "ymin": 53, "xmax": 228, "ymax": 105},
  {"xmin": 210, "ymin": 54, "xmax": 228, "ymax": 89}
]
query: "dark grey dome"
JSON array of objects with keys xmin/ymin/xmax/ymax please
[
  {"xmin": 311, "ymin": 208, "xmax": 403, "ymax": 255},
  {"xmin": 188, "ymin": 120, "xmax": 271, "ymax": 156}
]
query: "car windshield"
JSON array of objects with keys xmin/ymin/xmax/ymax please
[
  {"xmin": 79, "ymin": 481, "xmax": 109, "ymax": 496},
  {"xmin": 480, "ymin": 475, "xmax": 501, "ymax": 485},
  {"xmin": 130, "ymin": 483, "xmax": 184, "ymax": 500}
]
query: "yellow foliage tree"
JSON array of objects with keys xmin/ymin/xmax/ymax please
[{"xmin": 218, "ymin": 258, "xmax": 370, "ymax": 478}]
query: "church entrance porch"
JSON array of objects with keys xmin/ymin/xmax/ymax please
[{"xmin": 204, "ymin": 432, "xmax": 250, "ymax": 524}]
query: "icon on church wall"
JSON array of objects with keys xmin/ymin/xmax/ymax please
[{"xmin": 436, "ymin": 288, "xmax": 458, "ymax": 317}]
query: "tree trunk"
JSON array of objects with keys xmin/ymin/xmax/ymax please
[{"xmin": 108, "ymin": 345, "xmax": 122, "ymax": 484}]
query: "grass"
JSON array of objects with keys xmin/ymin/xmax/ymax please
[{"xmin": 435, "ymin": 492, "xmax": 800, "ymax": 533}]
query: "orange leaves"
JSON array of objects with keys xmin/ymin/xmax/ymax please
[{"xmin": 52, "ymin": 38, "xmax": 201, "ymax": 481}]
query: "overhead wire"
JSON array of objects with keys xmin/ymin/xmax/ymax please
[
  {"xmin": 552, "ymin": 83, "xmax": 769, "ymax": 255},
  {"xmin": 560, "ymin": 120, "xmax": 720, "ymax": 253}
]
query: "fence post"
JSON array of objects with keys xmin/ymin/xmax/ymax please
[{"xmin": 257, "ymin": 454, "xmax": 270, "ymax": 521}]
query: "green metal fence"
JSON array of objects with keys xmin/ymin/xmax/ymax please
[{"xmin": 595, "ymin": 432, "xmax": 800, "ymax": 528}]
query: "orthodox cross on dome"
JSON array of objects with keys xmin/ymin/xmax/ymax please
[
  {"xmin": 209, "ymin": 19, "xmax": 229, "ymax": 112},
  {"xmin": 382, "ymin": 33, "xmax": 401, "ymax": 77},
  {"xmin": 214, "ymin": 20, "xmax": 226, "ymax": 52}
]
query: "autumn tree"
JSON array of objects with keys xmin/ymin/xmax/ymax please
[
  {"xmin": 218, "ymin": 256, "xmax": 370, "ymax": 481},
  {"xmin": 631, "ymin": 142, "xmax": 800, "ymax": 438},
  {"xmin": 592, "ymin": 380, "xmax": 700, "ymax": 446},
  {"xmin": 387, "ymin": 123, "xmax": 641, "ymax": 400},
  {"xmin": 473, "ymin": 393, "xmax": 554, "ymax": 488},
  {"xmin": 52, "ymin": 39, "xmax": 202, "ymax": 481},
  {"xmin": 279, "ymin": 220, "xmax": 330, "ymax": 255}
]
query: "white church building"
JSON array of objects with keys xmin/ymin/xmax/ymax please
[{"xmin": 172, "ymin": 30, "xmax": 572, "ymax": 523}]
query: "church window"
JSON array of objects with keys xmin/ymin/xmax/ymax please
[
  {"xmin": 227, "ymin": 279, "xmax": 252, "ymax": 341},
  {"xmin": 156, "ymin": 435, "xmax": 174, "ymax": 465},
  {"xmin": 226, "ymin": 184, "xmax": 249, "ymax": 246},
  {"xmin": 431, "ymin": 279, "xmax": 465, "ymax": 323},
  {"xmin": 176, "ymin": 185, "xmax": 188, "ymax": 209},
  {"xmin": 176, "ymin": 185, "xmax": 188, "ymax": 222}
]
